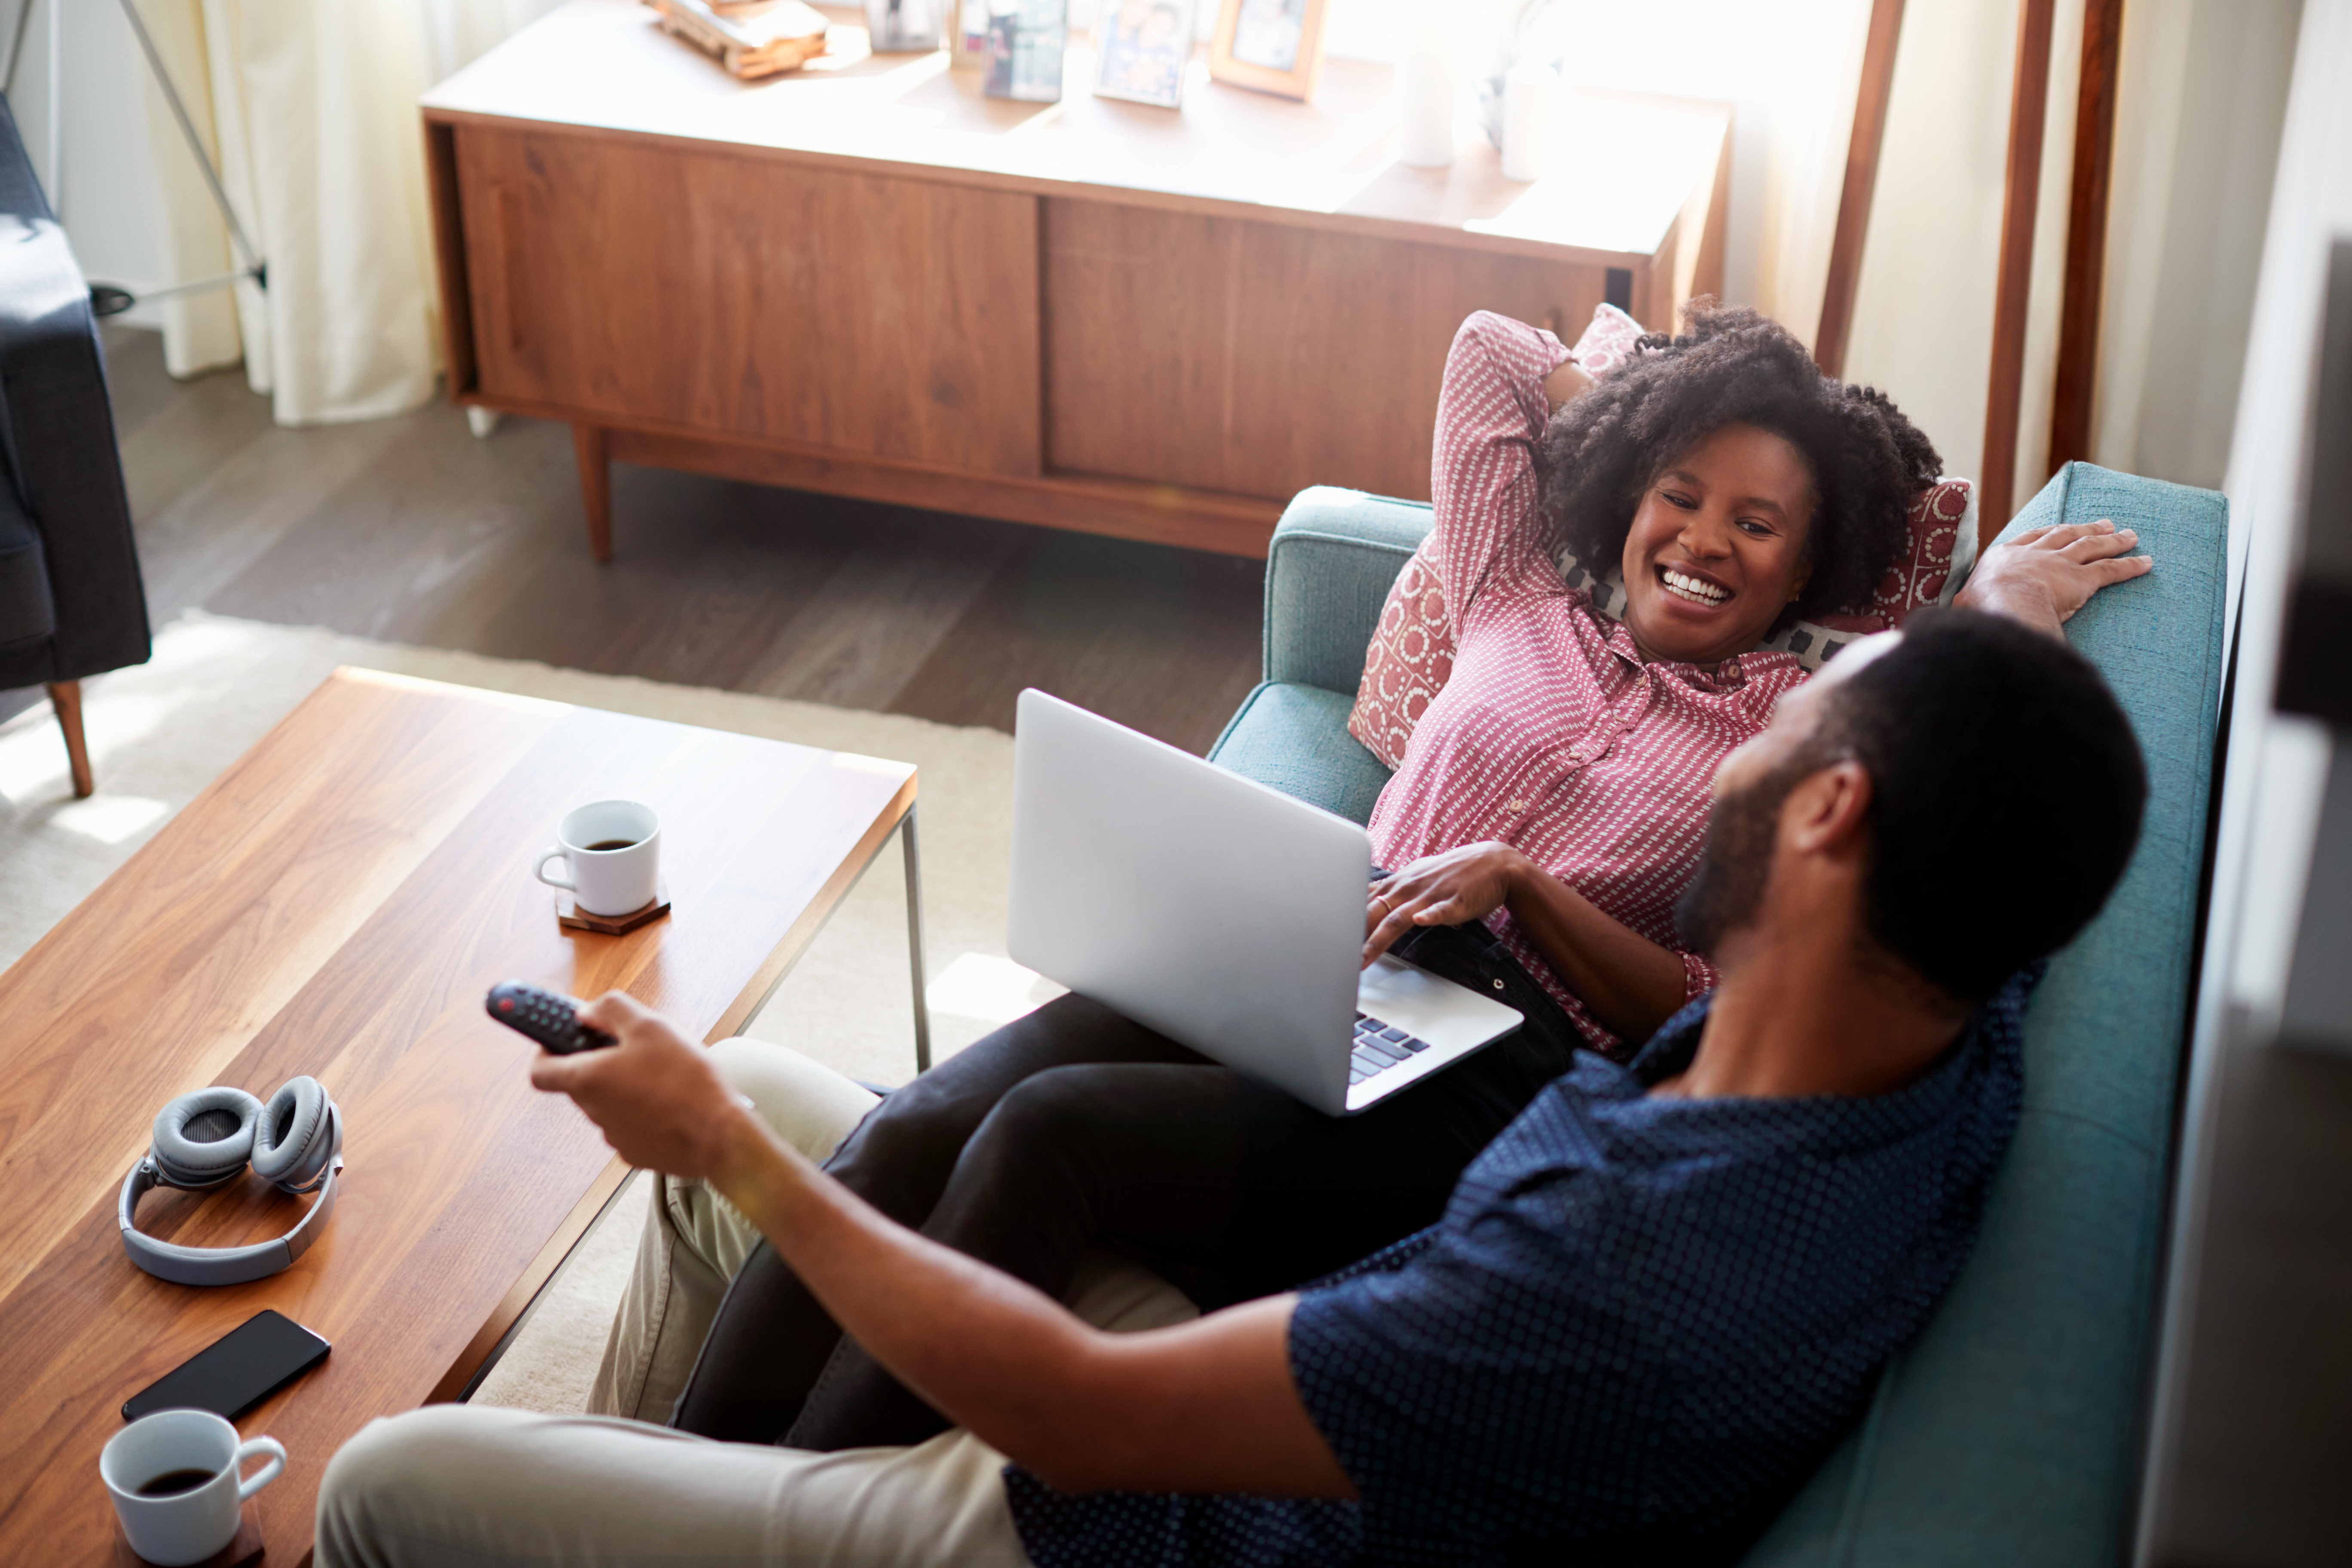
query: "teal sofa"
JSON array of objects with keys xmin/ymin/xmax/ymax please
[{"xmin": 1208, "ymin": 463, "xmax": 2228, "ymax": 1566}]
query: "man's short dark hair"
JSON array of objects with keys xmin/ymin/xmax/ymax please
[{"xmin": 1824, "ymin": 609, "xmax": 2147, "ymax": 1004}]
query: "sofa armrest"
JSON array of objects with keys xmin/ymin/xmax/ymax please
[{"xmin": 1262, "ymin": 487, "xmax": 1433, "ymax": 695}]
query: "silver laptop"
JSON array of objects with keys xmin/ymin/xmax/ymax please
[{"xmin": 1008, "ymin": 689, "xmax": 1523, "ymax": 1116}]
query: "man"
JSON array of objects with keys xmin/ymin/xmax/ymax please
[{"xmin": 316, "ymin": 595, "xmax": 2147, "ymax": 1568}]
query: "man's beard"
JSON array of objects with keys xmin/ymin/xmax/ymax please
[{"xmin": 1676, "ymin": 760, "xmax": 1814, "ymax": 955}]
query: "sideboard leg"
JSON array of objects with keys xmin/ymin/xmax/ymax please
[{"xmin": 572, "ymin": 423, "xmax": 613, "ymax": 562}]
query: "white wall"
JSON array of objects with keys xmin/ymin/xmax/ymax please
[
  {"xmin": 2138, "ymin": 0, "xmax": 2352, "ymax": 1553},
  {"xmin": 1521, "ymin": 0, "xmax": 1876, "ymax": 344},
  {"xmin": 1320, "ymin": 0, "xmax": 1877, "ymax": 338}
]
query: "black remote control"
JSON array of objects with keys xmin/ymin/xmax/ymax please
[{"xmin": 484, "ymin": 981, "xmax": 618, "ymax": 1054}]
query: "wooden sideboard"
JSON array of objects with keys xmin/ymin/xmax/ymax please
[{"xmin": 421, "ymin": 1, "xmax": 1729, "ymax": 559}]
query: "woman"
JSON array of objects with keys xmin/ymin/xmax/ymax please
[
  {"xmin": 609, "ymin": 304, "xmax": 1949, "ymax": 1450},
  {"xmin": 1359, "ymin": 304, "xmax": 1941, "ymax": 1052}
]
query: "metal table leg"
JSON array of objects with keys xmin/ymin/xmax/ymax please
[{"xmin": 902, "ymin": 807, "xmax": 932, "ymax": 1075}]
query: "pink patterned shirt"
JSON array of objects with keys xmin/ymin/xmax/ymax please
[{"xmin": 1367, "ymin": 312, "xmax": 1812, "ymax": 1055}]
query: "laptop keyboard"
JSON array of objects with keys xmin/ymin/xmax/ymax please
[{"xmin": 1350, "ymin": 1013, "xmax": 1435, "ymax": 1086}]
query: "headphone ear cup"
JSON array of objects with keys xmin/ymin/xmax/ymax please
[
  {"xmin": 152, "ymin": 1087, "xmax": 263, "ymax": 1188},
  {"xmin": 251, "ymin": 1077, "xmax": 335, "ymax": 1190}
]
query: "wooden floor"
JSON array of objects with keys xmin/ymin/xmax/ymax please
[{"xmin": 9, "ymin": 325, "xmax": 1269, "ymax": 752}]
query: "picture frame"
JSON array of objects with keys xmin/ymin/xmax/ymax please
[
  {"xmin": 864, "ymin": 0, "xmax": 942, "ymax": 52},
  {"xmin": 1092, "ymin": 0, "xmax": 1200, "ymax": 110},
  {"xmin": 982, "ymin": 0, "xmax": 1069, "ymax": 102},
  {"xmin": 950, "ymin": 0, "xmax": 991, "ymax": 68},
  {"xmin": 1207, "ymin": 0, "xmax": 1326, "ymax": 101}
]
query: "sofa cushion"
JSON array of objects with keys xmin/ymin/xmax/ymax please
[
  {"xmin": 1568, "ymin": 300, "xmax": 1644, "ymax": 376},
  {"xmin": 1737, "ymin": 462, "xmax": 2228, "ymax": 1568},
  {"xmin": 1208, "ymin": 681, "xmax": 1392, "ymax": 828}
]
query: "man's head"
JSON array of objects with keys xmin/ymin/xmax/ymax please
[{"xmin": 1680, "ymin": 609, "xmax": 2147, "ymax": 1008}]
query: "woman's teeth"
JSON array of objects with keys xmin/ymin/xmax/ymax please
[{"xmin": 1661, "ymin": 568, "xmax": 1730, "ymax": 606}]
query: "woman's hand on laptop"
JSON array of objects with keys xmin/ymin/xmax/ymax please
[
  {"xmin": 1369, "ymin": 848, "xmax": 1693, "ymax": 1042},
  {"xmin": 1365, "ymin": 844, "xmax": 1531, "ymax": 966}
]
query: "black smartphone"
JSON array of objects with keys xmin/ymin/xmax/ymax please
[{"xmin": 122, "ymin": 1309, "xmax": 331, "ymax": 1422}]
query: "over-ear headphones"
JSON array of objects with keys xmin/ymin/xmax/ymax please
[{"xmin": 117, "ymin": 1078, "xmax": 344, "ymax": 1286}]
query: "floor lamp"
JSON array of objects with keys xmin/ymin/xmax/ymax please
[{"xmin": 0, "ymin": 0, "xmax": 266, "ymax": 316}]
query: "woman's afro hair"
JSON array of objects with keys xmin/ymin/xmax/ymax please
[{"xmin": 1535, "ymin": 299, "xmax": 1942, "ymax": 629}]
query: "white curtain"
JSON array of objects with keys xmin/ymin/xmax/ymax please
[
  {"xmin": 134, "ymin": 0, "xmax": 560, "ymax": 425},
  {"xmin": 1519, "ymin": 0, "xmax": 1879, "ymax": 338}
]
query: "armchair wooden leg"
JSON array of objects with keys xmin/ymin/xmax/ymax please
[
  {"xmin": 573, "ymin": 423, "xmax": 613, "ymax": 563},
  {"xmin": 46, "ymin": 680, "xmax": 92, "ymax": 798}
]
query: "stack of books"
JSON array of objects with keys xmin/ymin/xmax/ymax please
[{"xmin": 645, "ymin": 0, "xmax": 830, "ymax": 78}]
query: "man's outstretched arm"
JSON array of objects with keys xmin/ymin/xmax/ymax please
[{"xmin": 532, "ymin": 993, "xmax": 1357, "ymax": 1501}]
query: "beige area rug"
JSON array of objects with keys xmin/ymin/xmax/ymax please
[{"xmin": 0, "ymin": 610, "xmax": 1062, "ymax": 1417}]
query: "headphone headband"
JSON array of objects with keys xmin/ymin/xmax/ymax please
[{"xmin": 119, "ymin": 1084, "xmax": 343, "ymax": 1287}]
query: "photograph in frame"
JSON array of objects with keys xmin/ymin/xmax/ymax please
[
  {"xmin": 864, "ymin": 0, "xmax": 941, "ymax": 50},
  {"xmin": 950, "ymin": 0, "xmax": 991, "ymax": 67},
  {"xmin": 1230, "ymin": 0, "xmax": 1302, "ymax": 69},
  {"xmin": 1093, "ymin": 0, "xmax": 1199, "ymax": 109},
  {"xmin": 1207, "ymin": 0, "xmax": 1325, "ymax": 100},
  {"xmin": 985, "ymin": 0, "xmax": 1069, "ymax": 101}
]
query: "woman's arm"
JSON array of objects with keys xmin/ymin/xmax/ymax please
[
  {"xmin": 532, "ymin": 995, "xmax": 1358, "ymax": 1500},
  {"xmin": 1427, "ymin": 313, "xmax": 1577, "ymax": 622},
  {"xmin": 1364, "ymin": 844, "xmax": 1689, "ymax": 1042}
]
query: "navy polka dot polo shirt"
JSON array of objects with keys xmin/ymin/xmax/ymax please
[{"xmin": 1006, "ymin": 972, "xmax": 2030, "ymax": 1567}]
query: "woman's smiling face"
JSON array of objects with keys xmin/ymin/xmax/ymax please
[{"xmin": 1616, "ymin": 422, "xmax": 1817, "ymax": 666}]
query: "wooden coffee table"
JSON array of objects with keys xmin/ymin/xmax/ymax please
[{"xmin": 0, "ymin": 669, "xmax": 926, "ymax": 1565}]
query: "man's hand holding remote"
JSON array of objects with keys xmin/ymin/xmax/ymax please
[
  {"xmin": 527, "ymin": 993, "xmax": 766, "ymax": 1184},
  {"xmin": 526, "ymin": 991, "xmax": 1354, "ymax": 1500}
]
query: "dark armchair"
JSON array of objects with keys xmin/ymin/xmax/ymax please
[{"xmin": 0, "ymin": 94, "xmax": 150, "ymax": 798}]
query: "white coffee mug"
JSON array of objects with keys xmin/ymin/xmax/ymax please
[
  {"xmin": 101, "ymin": 1409, "xmax": 285, "ymax": 1567},
  {"xmin": 534, "ymin": 799, "xmax": 662, "ymax": 917}
]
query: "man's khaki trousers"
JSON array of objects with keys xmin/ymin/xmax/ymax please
[{"xmin": 314, "ymin": 1039, "xmax": 1198, "ymax": 1568}]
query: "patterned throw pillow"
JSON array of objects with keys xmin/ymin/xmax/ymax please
[
  {"xmin": 1343, "ymin": 303, "xmax": 1976, "ymax": 769},
  {"xmin": 1568, "ymin": 300, "xmax": 1644, "ymax": 376}
]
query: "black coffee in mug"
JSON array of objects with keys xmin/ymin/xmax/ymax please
[
  {"xmin": 135, "ymin": 1467, "xmax": 218, "ymax": 1498},
  {"xmin": 538, "ymin": 800, "xmax": 662, "ymax": 919}
]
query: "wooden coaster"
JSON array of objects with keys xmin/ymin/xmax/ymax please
[
  {"xmin": 555, "ymin": 879, "xmax": 671, "ymax": 935},
  {"xmin": 113, "ymin": 1501, "xmax": 263, "ymax": 1566}
]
